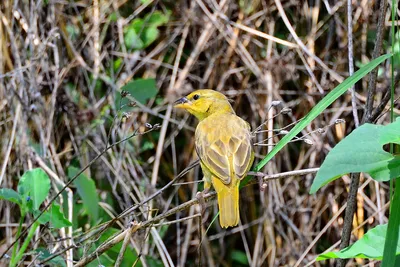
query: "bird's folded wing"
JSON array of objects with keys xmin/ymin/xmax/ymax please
[{"xmin": 195, "ymin": 119, "xmax": 253, "ymax": 185}]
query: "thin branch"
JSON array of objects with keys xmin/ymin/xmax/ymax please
[
  {"xmin": 273, "ymin": 0, "xmax": 344, "ymax": 83},
  {"xmin": 347, "ymin": 0, "xmax": 360, "ymax": 127},
  {"xmin": 338, "ymin": 0, "xmax": 388, "ymax": 266},
  {"xmin": 115, "ymin": 222, "xmax": 141, "ymax": 267},
  {"xmin": 0, "ymin": 126, "xmax": 160, "ymax": 260},
  {"xmin": 370, "ymin": 72, "xmax": 400, "ymax": 122},
  {"xmin": 70, "ymin": 159, "xmax": 200, "ymax": 247},
  {"xmin": 73, "ymin": 168, "xmax": 318, "ymax": 266},
  {"xmin": 363, "ymin": 0, "xmax": 389, "ymax": 123}
]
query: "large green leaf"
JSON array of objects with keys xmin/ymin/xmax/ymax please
[
  {"xmin": 316, "ymin": 224, "xmax": 400, "ymax": 260},
  {"xmin": 68, "ymin": 167, "xmax": 99, "ymax": 223},
  {"xmin": 17, "ymin": 168, "xmax": 50, "ymax": 210},
  {"xmin": 0, "ymin": 188, "xmax": 22, "ymax": 206},
  {"xmin": 310, "ymin": 118, "xmax": 400, "ymax": 193}
]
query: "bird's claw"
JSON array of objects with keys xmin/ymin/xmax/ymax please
[
  {"xmin": 258, "ymin": 176, "xmax": 267, "ymax": 191},
  {"xmin": 196, "ymin": 189, "xmax": 209, "ymax": 221}
]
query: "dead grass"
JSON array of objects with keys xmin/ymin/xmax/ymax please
[{"xmin": 0, "ymin": 0, "xmax": 397, "ymax": 266}]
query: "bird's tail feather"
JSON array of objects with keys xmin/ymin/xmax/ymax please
[{"xmin": 212, "ymin": 177, "xmax": 239, "ymax": 228}]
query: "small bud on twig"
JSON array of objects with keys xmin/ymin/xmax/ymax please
[
  {"xmin": 281, "ymin": 107, "xmax": 292, "ymax": 115},
  {"xmin": 303, "ymin": 138, "xmax": 313, "ymax": 145},
  {"xmin": 121, "ymin": 112, "xmax": 131, "ymax": 122},
  {"xmin": 128, "ymin": 101, "xmax": 137, "ymax": 107},
  {"xmin": 270, "ymin": 100, "xmax": 281, "ymax": 107},
  {"xmin": 121, "ymin": 90, "xmax": 130, "ymax": 98},
  {"xmin": 30, "ymin": 104, "xmax": 37, "ymax": 113}
]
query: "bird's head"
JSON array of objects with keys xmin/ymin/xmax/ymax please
[{"xmin": 174, "ymin": 89, "xmax": 234, "ymax": 121}]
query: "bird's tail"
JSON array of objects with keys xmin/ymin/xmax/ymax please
[{"xmin": 211, "ymin": 176, "xmax": 239, "ymax": 228}]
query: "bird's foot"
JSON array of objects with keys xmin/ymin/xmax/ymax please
[
  {"xmin": 196, "ymin": 188, "xmax": 209, "ymax": 219},
  {"xmin": 258, "ymin": 176, "xmax": 267, "ymax": 191}
]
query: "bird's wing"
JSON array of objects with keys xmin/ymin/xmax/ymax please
[{"xmin": 195, "ymin": 115, "xmax": 254, "ymax": 184}]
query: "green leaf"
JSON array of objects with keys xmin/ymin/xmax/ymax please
[
  {"xmin": 382, "ymin": 4, "xmax": 400, "ymax": 265},
  {"xmin": 142, "ymin": 27, "xmax": 159, "ymax": 48},
  {"xmin": 124, "ymin": 28, "xmax": 144, "ymax": 50},
  {"xmin": 382, "ymin": 4, "xmax": 400, "ymax": 266},
  {"xmin": 310, "ymin": 118, "xmax": 400, "ymax": 193},
  {"xmin": 18, "ymin": 168, "xmax": 50, "ymax": 210},
  {"xmin": 84, "ymin": 227, "xmax": 138, "ymax": 267},
  {"xmin": 241, "ymin": 53, "xmax": 392, "ymax": 187},
  {"xmin": 145, "ymin": 256, "xmax": 163, "ymax": 267},
  {"xmin": 316, "ymin": 224, "xmax": 400, "ymax": 261},
  {"xmin": 109, "ymin": 12, "xmax": 118, "ymax": 22},
  {"xmin": 49, "ymin": 204, "xmax": 72, "ymax": 228},
  {"xmin": 0, "ymin": 188, "xmax": 22, "ymax": 205},
  {"xmin": 68, "ymin": 167, "xmax": 99, "ymax": 223},
  {"xmin": 123, "ymin": 11, "xmax": 169, "ymax": 50},
  {"xmin": 35, "ymin": 247, "xmax": 66, "ymax": 267},
  {"xmin": 116, "ymin": 78, "xmax": 158, "ymax": 111},
  {"xmin": 232, "ymin": 250, "xmax": 249, "ymax": 265},
  {"xmin": 144, "ymin": 11, "xmax": 169, "ymax": 28},
  {"xmin": 382, "ymin": 178, "xmax": 400, "ymax": 266},
  {"xmin": 131, "ymin": 19, "xmax": 144, "ymax": 33},
  {"xmin": 33, "ymin": 209, "xmax": 50, "ymax": 224},
  {"xmin": 33, "ymin": 204, "xmax": 72, "ymax": 228}
]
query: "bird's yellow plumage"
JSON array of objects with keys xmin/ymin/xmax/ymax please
[{"xmin": 175, "ymin": 89, "xmax": 254, "ymax": 228}]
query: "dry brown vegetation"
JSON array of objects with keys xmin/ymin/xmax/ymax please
[{"xmin": 0, "ymin": 0, "xmax": 398, "ymax": 266}]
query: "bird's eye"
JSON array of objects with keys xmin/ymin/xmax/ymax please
[{"xmin": 193, "ymin": 94, "xmax": 200, "ymax": 100}]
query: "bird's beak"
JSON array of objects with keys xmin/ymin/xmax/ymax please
[{"xmin": 174, "ymin": 97, "xmax": 190, "ymax": 109}]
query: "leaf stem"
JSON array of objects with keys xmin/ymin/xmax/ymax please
[
  {"xmin": 381, "ymin": 0, "xmax": 399, "ymax": 265},
  {"xmin": 10, "ymin": 221, "xmax": 40, "ymax": 267},
  {"xmin": 10, "ymin": 209, "xmax": 25, "ymax": 264}
]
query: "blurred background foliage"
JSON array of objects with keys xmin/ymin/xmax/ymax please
[{"xmin": 0, "ymin": 0, "xmax": 398, "ymax": 266}]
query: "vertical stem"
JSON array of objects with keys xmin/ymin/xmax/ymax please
[
  {"xmin": 10, "ymin": 222, "xmax": 40, "ymax": 267},
  {"xmin": 381, "ymin": 0, "xmax": 398, "ymax": 265},
  {"xmin": 10, "ymin": 210, "xmax": 25, "ymax": 263},
  {"xmin": 363, "ymin": 0, "xmax": 389, "ymax": 123},
  {"xmin": 382, "ymin": 179, "xmax": 400, "ymax": 266},
  {"xmin": 347, "ymin": 0, "xmax": 359, "ymax": 127},
  {"xmin": 337, "ymin": 173, "xmax": 360, "ymax": 267},
  {"xmin": 338, "ymin": 0, "xmax": 388, "ymax": 266}
]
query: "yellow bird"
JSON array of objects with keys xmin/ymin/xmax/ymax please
[{"xmin": 174, "ymin": 89, "xmax": 254, "ymax": 228}]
